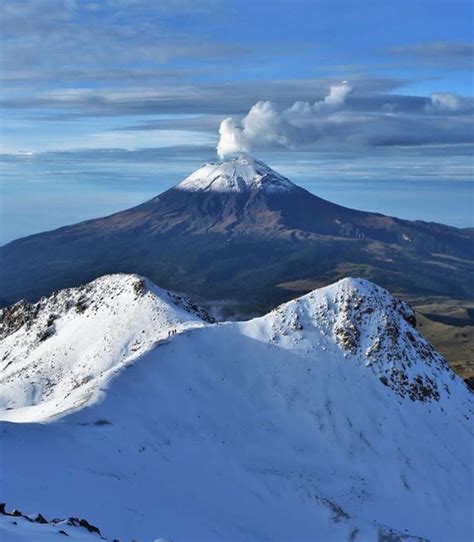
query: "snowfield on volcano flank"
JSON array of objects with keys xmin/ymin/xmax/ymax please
[{"xmin": 0, "ymin": 274, "xmax": 472, "ymax": 541}]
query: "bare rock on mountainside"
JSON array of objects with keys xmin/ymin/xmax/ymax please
[{"xmin": 0, "ymin": 503, "xmax": 110, "ymax": 541}]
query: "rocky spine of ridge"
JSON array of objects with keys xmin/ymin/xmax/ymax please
[
  {"xmin": 0, "ymin": 274, "xmax": 209, "ymax": 418},
  {"xmin": 0, "ymin": 274, "xmax": 211, "ymax": 342},
  {"xmin": 246, "ymin": 278, "xmax": 464, "ymax": 402}
]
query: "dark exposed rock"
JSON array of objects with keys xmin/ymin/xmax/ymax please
[
  {"xmin": 0, "ymin": 504, "xmax": 107, "ymax": 539},
  {"xmin": 75, "ymin": 297, "xmax": 88, "ymax": 314},
  {"xmin": 335, "ymin": 323, "xmax": 360, "ymax": 352},
  {"xmin": 378, "ymin": 525, "xmax": 430, "ymax": 541},
  {"xmin": 38, "ymin": 325, "xmax": 55, "ymax": 342},
  {"xmin": 0, "ymin": 300, "xmax": 33, "ymax": 338},
  {"xmin": 404, "ymin": 312, "xmax": 417, "ymax": 328},
  {"xmin": 168, "ymin": 292, "xmax": 215, "ymax": 323},
  {"xmin": 133, "ymin": 279, "xmax": 147, "ymax": 297},
  {"xmin": 79, "ymin": 518, "xmax": 101, "ymax": 535},
  {"xmin": 94, "ymin": 419, "xmax": 112, "ymax": 426},
  {"xmin": 318, "ymin": 497, "xmax": 351, "ymax": 523},
  {"xmin": 46, "ymin": 314, "xmax": 57, "ymax": 327},
  {"xmin": 464, "ymin": 376, "xmax": 474, "ymax": 391}
]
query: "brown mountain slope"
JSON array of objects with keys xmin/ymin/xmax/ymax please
[{"xmin": 1, "ymin": 155, "xmax": 473, "ymax": 378}]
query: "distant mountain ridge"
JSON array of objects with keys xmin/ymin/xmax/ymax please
[{"xmin": 1, "ymin": 155, "xmax": 472, "ymax": 313}]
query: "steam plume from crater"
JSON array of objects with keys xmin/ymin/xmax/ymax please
[{"xmin": 217, "ymin": 81, "xmax": 352, "ymax": 159}]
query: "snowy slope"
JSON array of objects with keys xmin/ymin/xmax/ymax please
[
  {"xmin": 0, "ymin": 516, "xmax": 103, "ymax": 542},
  {"xmin": 0, "ymin": 274, "xmax": 207, "ymax": 422},
  {"xmin": 0, "ymin": 276, "xmax": 472, "ymax": 542},
  {"xmin": 238, "ymin": 278, "xmax": 455, "ymax": 402},
  {"xmin": 176, "ymin": 154, "xmax": 296, "ymax": 193}
]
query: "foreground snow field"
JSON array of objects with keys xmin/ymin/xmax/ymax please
[{"xmin": 0, "ymin": 274, "xmax": 472, "ymax": 541}]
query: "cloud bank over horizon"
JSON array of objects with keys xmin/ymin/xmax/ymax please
[
  {"xmin": 216, "ymin": 82, "xmax": 473, "ymax": 159},
  {"xmin": 217, "ymin": 82, "xmax": 353, "ymax": 158}
]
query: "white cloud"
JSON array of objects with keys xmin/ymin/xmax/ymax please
[
  {"xmin": 322, "ymin": 81, "xmax": 352, "ymax": 107},
  {"xmin": 217, "ymin": 82, "xmax": 352, "ymax": 158},
  {"xmin": 427, "ymin": 92, "xmax": 463, "ymax": 112},
  {"xmin": 216, "ymin": 118, "xmax": 250, "ymax": 158}
]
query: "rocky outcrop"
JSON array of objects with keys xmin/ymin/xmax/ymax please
[{"xmin": 0, "ymin": 503, "xmax": 103, "ymax": 538}]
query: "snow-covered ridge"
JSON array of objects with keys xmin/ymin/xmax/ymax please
[
  {"xmin": 0, "ymin": 274, "xmax": 208, "ymax": 422},
  {"xmin": 0, "ymin": 274, "xmax": 465, "ymax": 425},
  {"xmin": 176, "ymin": 154, "xmax": 297, "ymax": 193},
  {"xmin": 1, "ymin": 274, "xmax": 472, "ymax": 541},
  {"xmin": 242, "ymin": 277, "xmax": 459, "ymax": 402}
]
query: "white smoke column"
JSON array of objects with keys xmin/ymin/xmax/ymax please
[
  {"xmin": 216, "ymin": 81, "xmax": 352, "ymax": 159},
  {"xmin": 217, "ymin": 118, "xmax": 250, "ymax": 158}
]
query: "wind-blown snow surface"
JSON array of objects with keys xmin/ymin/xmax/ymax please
[{"xmin": 0, "ymin": 275, "xmax": 472, "ymax": 542}]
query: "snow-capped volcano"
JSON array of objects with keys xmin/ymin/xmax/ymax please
[
  {"xmin": 176, "ymin": 155, "xmax": 297, "ymax": 193},
  {"xmin": 1, "ymin": 155, "xmax": 473, "ymax": 321},
  {"xmin": 0, "ymin": 274, "xmax": 472, "ymax": 541}
]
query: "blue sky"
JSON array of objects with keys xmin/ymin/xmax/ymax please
[{"xmin": 0, "ymin": 0, "xmax": 473, "ymax": 241}]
